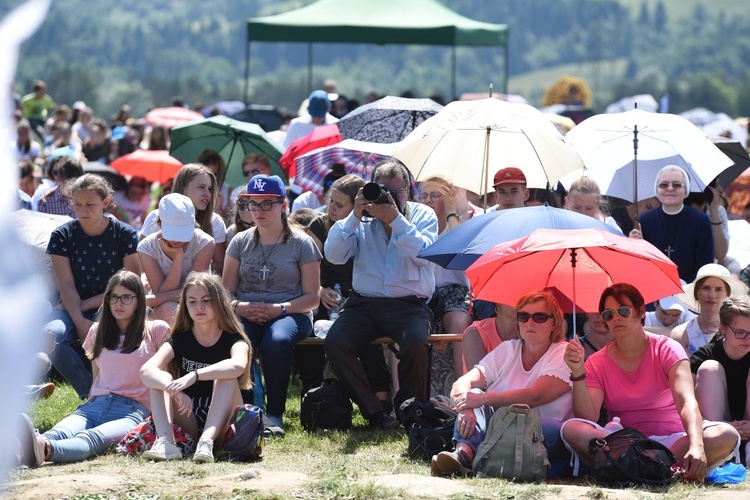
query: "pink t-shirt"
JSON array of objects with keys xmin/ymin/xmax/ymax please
[
  {"xmin": 83, "ymin": 320, "xmax": 171, "ymax": 408},
  {"xmin": 585, "ymin": 333, "xmax": 687, "ymax": 436}
]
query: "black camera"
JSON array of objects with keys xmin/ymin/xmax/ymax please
[
  {"xmin": 362, "ymin": 182, "xmax": 398, "ymax": 218},
  {"xmin": 362, "ymin": 182, "xmax": 396, "ymax": 204}
]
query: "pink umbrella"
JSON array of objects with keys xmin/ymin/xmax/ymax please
[
  {"xmin": 111, "ymin": 150, "xmax": 183, "ymax": 184},
  {"xmin": 465, "ymin": 228, "xmax": 682, "ymax": 336},
  {"xmin": 144, "ymin": 107, "xmax": 204, "ymax": 129},
  {"xmin": 279, "ymin": 124, "xmax": 342, "ymax": 178}
]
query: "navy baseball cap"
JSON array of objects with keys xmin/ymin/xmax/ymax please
[{"xmin": 242, "ymin": 174, "xmax": 285, "ymax": 197}]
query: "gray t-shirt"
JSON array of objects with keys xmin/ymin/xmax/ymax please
[
  {"xmin": 226, "ymin": 228, "xmax": 321, "ymax": 305},
  {"xmin": 137, "ymin": 229, "xmax": 214, "ymax": 286}
]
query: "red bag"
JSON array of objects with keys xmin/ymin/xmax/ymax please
[{"xmin": 116, "ymin": 415, "xmax": 194, "ymax": 457}]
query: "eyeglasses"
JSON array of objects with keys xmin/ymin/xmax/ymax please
[
  {"xmin": 657, "ymin": 181, "xmax": 684, "ymax": 190},
  {"xmin": 243, "ymin": 168, "xmax": 261, "ymax": 177},
  {"xmin": 52, "ymin": 169, "xmax": 60, "ymax": 176},
  {"xmin": 601, "ymin": 306, "xmax": 633, "ymax": 322},
  {"xmin": 107, "ymin": 293, "xmax": 136, "ymax": 305},
  {"xmin": 516, "ymin": 312, "xmax": 554, "ymax": 324},
  {"xmin": 726, "ymin": 324, "xmax": 750, "ymax": 340},
  {"xmin": 240, "ymin": 200, "xmax": 283, "ymax": 212},
  {"xmin": 417, "ymin": 192, "xmax": 442, "ymax": 202}
]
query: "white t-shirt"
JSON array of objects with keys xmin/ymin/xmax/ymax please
[
  {"xmin": 137, "ymin": 229, "xmax": 214, "ymax": 285},
  {"xmin": 291, "ymin": 190, "xmax": 324, "ymax": 212},
  {"xmin": 478, "ymin": 339, "xmax": 573, "ymax": 422},
  {"xmin": 644, "ymin": 310, "xmax": 696, "ymax": 329},
  {"xmin": 142, "ymin": 209, "xmax": 226, "ymax": 243}
]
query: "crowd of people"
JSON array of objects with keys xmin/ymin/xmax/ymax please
[{"xmin": 9, "ymin": 82, "xmax": 750, "ymax": 484}]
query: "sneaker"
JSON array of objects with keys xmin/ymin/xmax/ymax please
[
  {"xmin": 434, "ymin": 449, "xmax": 474, "ymax": 476},
  {"xmin": 368, "ymin": 411, "xmax": 401, "ymax": 431},
  {"xmin": 18, "ymin": 413, "xmax": 43, "ymax": 468},
  {"xmin": 143, "ymin": 436, "xmax": 182, "ymax": 461},
  {"xmin": 262, "ymin": 414, "xmax": 286, "ymax": 439},
  {"xmin": 193, "ymin": 438, "xmax": 214, "ymax": 463},
  {"xmin": 25, "ymin": 383, "xmax": 55, "ymax": 401}
]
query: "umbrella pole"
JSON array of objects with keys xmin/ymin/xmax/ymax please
[
  {"xmin": 482, "ymin": 126, "xmax": 491, "ymax": 210},
  {"xmin": 571, "ymin": 248, "xmax": 578, "ymax": 340},
  {"xmin": 633, "ymin": 124, "xmax": 640, "ymax": 220},
  {"xmin": 226, "ymin": 132, "xmax": 239, "ymax": 174}
]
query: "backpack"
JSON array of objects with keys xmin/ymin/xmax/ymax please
[
  {"xmin": 472, "ymin": 404, "xmax": 549, "ymax": 482},
  {"xmin": 399, "ymin": 398, "xmax": 457, "ymax": 461},
  {"xmin": 220, "ymin": 404, "xmax": 264, "ymax": 461},
  {"xmin": 300, "ymin": 378, "xmax": 352, "ymax": 431},
  {"xmin": 116, "ymin": 416, "xmax": 193, "ymax": 457},
  {"xmin": 588, "ymin": 427, "xmax": 677, "ymax": 485}
]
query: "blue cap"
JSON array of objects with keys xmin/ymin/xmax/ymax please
[
  {"xmin": 307, "ymin": 90, "xmax": 330, "ymax": 118},
  {"xmin": 243, "ymin": 175, "xmax": 285, "ymax": 197},
  {"xmin": 48, "ymin": 145, "xmax": 76, "ymax": 161},
  {"xmin": 110, "ymin": 126, "xmax": 128, "ymax": 142}
]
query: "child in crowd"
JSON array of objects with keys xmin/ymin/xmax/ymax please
[
  {"xmin": 18, "ymin": 270, "xmax": 170, "ymax": 466},
  {"xmin": 138, "ymin": 194, "xmax": 214, "ymax": 323},
  {"xmin": 140, "ymin": 272, "xmax": 251, "ymax": 463}
]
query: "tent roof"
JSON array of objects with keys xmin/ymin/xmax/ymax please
[{"xmin": 247, "ymin": 0, "xmax": 508, "ymax": 47}]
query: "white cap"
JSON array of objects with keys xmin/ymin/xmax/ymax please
[
  {"xmin": 658, "ymin": 295, "xmax": 685, "ymax": 313},
  {"xmin": 159, "ymin": 193, "xmax": 195, "ymax": 242}
]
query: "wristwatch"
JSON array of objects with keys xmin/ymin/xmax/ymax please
[
  {"xmin": 446, "ymin": 213, "xmax": 459, "ymax": 222},
  {"xmin": 279, "ymin": 304, "xmax": 288, "ymax": 316}
]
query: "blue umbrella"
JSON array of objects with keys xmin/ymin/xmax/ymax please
[{"xmin": 418, "ymin": 205, "xmax": 623, "ymax": 270}]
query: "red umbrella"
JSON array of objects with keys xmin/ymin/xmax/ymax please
[
  {"xmin": 144, "ymin": 107, "xmax": 204, "ymax": 129},
  {"xmin": 465, "ymin": 228, "xmax": 682, "ymax": 334},
  {"xmin": 111, "ymin": 150, "xmax": 183, "ymax": 184},
  {"xmin": 279, "ymin": 124, "xmax": 342, "ymax": 178}
]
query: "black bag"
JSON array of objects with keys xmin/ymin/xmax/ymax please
[
  {"xmin": 588, "ymin": 427, "xmax": 677, "ymax": 485},
  {"xmin": 300, "ymin": 378, "xmax": 352, "ymax": 431},
  {"xmin": 399, "ymin": 398, "xmax": 457, "ymax": 461}
]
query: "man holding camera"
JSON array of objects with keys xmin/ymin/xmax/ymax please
[{"xmin": 323, "ymin": 160, "xmax": 438, "ymax": 429}]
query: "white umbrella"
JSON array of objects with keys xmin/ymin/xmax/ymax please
[
  {"xmin": 564, "ymin": 109, "xmax": 734, "ymax": 206},
  {"xmin": 393, "ymin": 98, "xmax": 583, "ymax": 196},
  {"xmin": 604, "ymin": 94, "xmax": 659, "ymax": 114}
]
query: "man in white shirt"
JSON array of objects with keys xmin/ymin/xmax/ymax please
[{"xmin": 283, "ymin": 90, "xmax": 339, "ymax": 149}]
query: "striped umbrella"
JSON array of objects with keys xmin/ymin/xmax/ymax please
[{"xmin": 294, "ymin": 139, "xmax": 399, "ymax": 196}]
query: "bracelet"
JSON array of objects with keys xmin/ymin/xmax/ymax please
[
  {"xmin": 193, "ymin": 369, "xmax": 200, "ymax": 382},
  {"xmin": 711, "ymin": 221, "xmax": 722, "ymax": 225},
  {"xmin": 569, "ymin": 372, "xmax": 586, "ymax": 382},
  {"xmin": 446, "ymin": 213, "xmax": 459, "ymax": 222},
  {"xmin": 231, "ymin": 300, "xmax": 239, "ymax": 313}
]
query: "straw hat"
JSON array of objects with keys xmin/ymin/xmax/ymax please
[{"xmin": 675, "ymin": 263, "xmax": 749, "ymax": 314}]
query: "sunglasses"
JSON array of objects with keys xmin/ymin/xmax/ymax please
[
  {"xmin": 726, "ymin": 324, "xmax": 750, "ymax": 340},
  {"xmin": 243, "ymin": 168, "xmax": 261, "ymax": 177},
  {"xmin": 516, "ymin": 312, "xmax": 554, "ymax": 324},
  {"xmin": 657, "ymin": 181, "xmax": 684, "ymax": 190},
  {"xmin": 601, "ymin": 306, "xmax": 633, "ymax": 322}
]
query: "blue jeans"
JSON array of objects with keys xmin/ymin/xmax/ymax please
[
  {"xmin": 43, "ymin": 393, "xmax": 148, "ymax": 463},
  {"xmin": 46, "ymin": 309, "xmax": 98, "ymax": 398},
  {"xmin": 241, "ymin": 314, "xmax": 312, "ymax": 418}
]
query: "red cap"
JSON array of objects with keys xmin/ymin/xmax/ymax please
[{"xmin": 493, "ymin": 167, "xmax": 527, "ymax": 187}]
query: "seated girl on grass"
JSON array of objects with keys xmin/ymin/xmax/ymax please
[
  {"xmin": 140, "ymin": 272, "xmax": 251, "ymax": 463},
  {"xmin": 18, "ymin": 270, "xmax": 170, "ymax": 467}
]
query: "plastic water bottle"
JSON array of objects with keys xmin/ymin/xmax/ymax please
[
  {"xmin": 604, "ymin": 417, "xmax": 623, "ymax": 434},
  {"xmin": 329, "ymin": 284, "xmax": 342, "ymax": 321}
]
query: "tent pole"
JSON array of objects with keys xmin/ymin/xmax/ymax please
[
  {"xmin": 308, "ymin": 43, "xmax": 313, "ymax": 94},
  {"xmin": 503, "ymin": 43, "xmax": 509, "ymax": 94},
  {"xmin": 243, "ymin": 40, "xmax": 251, "ymax": 106},
  {"xmin": 451, "ymin": 45, "xmax": 456, "ymax": 100}
]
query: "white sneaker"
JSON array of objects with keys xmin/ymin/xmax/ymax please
[
  {"xmin": 143, "ymin": 436, "xmax": 182, "ymax": 461},
  {"xmin": 193, "ymin": 438, "xmax": 214, "ymax": 463}
]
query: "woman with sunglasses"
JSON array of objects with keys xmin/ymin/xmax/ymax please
[
  {"xmin": 691, "ymin": 296, "xmax": 750, "ymax": 466},
  {"xmin": 223, "ymin": 174, "xmax": 321, "ymax": 434},
  {"xmin": 418, "ymin": 176, "xmax": 472, "ymax": 379},
  {"xmin": 226, "ymin": 186, "xmax": 254, "ymax": 242},
  {"xmin": 431, "ymin": 290, "xmax": 572, "ymax": 477},
  {"xmin": 671, "ymin": 263, "xmax": 748, "ymax": 356},
  {"xmin": 562, "ymin": 283, "xmax": 739, "ymax": 481},
  {"xmin": 18, "ymin": 270, "xmax": 170, "ymax": 467}
]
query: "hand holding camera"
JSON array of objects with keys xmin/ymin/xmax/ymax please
[{"xmin": 357, "ymin": 182, "xmax": 400, "ymax": 223}]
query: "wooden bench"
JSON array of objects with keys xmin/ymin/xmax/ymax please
[{"xmin": 297, "ymin": 333, "xmax": 463, "ymax": 348}]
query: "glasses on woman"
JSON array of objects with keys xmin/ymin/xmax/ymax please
[
  {"xmin": 107, "ymin": 294, "xmax": 136, "ymax": 305},
  {"xmin": 242, "ymin": 167, "xmax": 261, "ymax": 177},
  {"xmin": 516, "ymin": 312, "xmax": 553, "ymax": 323},
  {"xmin": 417, "ymin": 192, "xmax": 442, "ymax": 202},
  {"xmin": 238, "ymin": 199, "xmax": 283, "ymax": 212},
  {"xmin": 601, "ymin": 306, "xmax": 633, "ymax": 322},
  {"xmin": 726, "ymin": 324, "xmax": 750, "ymax": 340},
  {"xmin": 657, "ymin": 181, "xmax": 684, "ymax": 190}
]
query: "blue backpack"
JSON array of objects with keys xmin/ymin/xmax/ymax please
[{"xmin": 220, "ymin": 404, "xmax": 264, "ymax": 461}]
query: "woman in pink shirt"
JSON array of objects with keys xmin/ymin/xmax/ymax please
[
  {"xmin": 18, "ymin": 270, "xmax": 170, "ymax": 466},
  {"xmin": 562, "ymin": 283, "xmax": 739, "ymax": 481}
]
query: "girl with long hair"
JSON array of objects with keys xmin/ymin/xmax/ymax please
[
  {"xmin": 45, "ymin": 173, "xmax": 142, "ymax": 399},
  {"xmin": 223, "ymin": 175, "xmax": 321, "ymax": 433},
  {"xmin": 18, "ymin": 270, "xmax": 170, "ymax": 466},
  {"xmin": 140, "ymin": 272, "xmax": 251, "ymax": 463},
  {"xmin": 141, "ymin": 163, "xmax": 227, "ymax": 275}
]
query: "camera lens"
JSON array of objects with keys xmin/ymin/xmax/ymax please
[{"xmin": 362, "ymin": 182, "xmax": 385, "ymax": 202}]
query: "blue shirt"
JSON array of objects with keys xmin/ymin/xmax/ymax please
[{"xmin": 325, "ymin": 202, "xmax": 438, "ymax": 299}]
